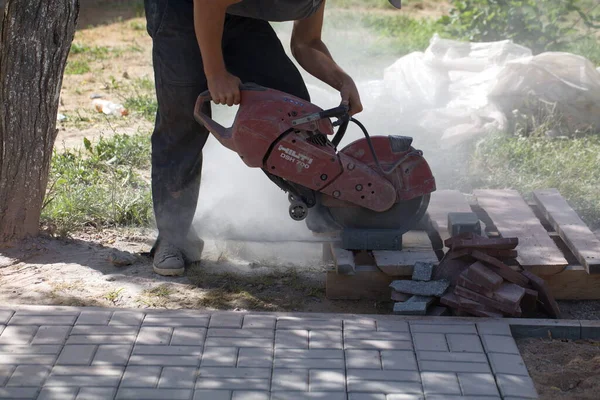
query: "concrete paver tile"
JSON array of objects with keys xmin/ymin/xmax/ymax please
[
  {"xmin": 446, "ymin": 334, "xmax": 484, "ymax": 353},
  {"xmin": 345, "ymin": 331, "xmax": 411, "ymax": 341},
  {"xmin": 142, "ymin": 316, "xmax": 210, "ymax": 327},
  {"xmin": 0, "ymin": 326, "xmax": 3, "ymax": 337},
  {"xmin": 195, "ymin": 377, "xmax": 270, "ymax": 391},
  {"xmin": 71, "ymin": 326, "xmax": 137, "ymax": 336},
  {"xmin": 207, "ymin": 328, "xmax": 275, "ymax": 339},
  {"xmin": 136, "ymin": 327, "xmax": 173, "ymax": 345},
  {"xmin": 275, "ymin": 329, "xmax": 308, "ymax": 349},
  {"xmin": 193, "ymin": 390, "xmax": 232, "ymax": 400},
  {"xmin": 271, "ymin": 392, "xmax": 346, "ymax": 399},
  {"xmin": 198, "ymin": 367, "xmax": 271, "ymax": 379},
  {"xmin": 344, "ymin": 319, "xmax": 377, "ymax": 331},
  {"xmin": 0, "ymin": 354, "xmax": 57, "ymax": 365},
  {"xmin": 121, "ymin": 365, "xmax": 162, "ymax": 387},
  {"xmin": 275, "ymin": 358, "xmax": 345, "ymax": 369},
  {"xmin": 410, "ymin": 324, "xmax": 477, "ymax": 335},
  {"xmin": 231, "ymin": 391, "xmax": 269, "ymax": 400},
  {"xmin": 0, "ymin": 326, "xmax": 38, "ymax": 344},
  {"xmin": 496, "ymin": 374, "xmax": 538, "ymax": 398},
  {"xmin": 0, "ymin": 312, "xmax": 13, "ymax": 325},
  {"xmin": 309, "ymin": 369, "xmax": 345, "ymax": 391},
  {"xmin": 201, "ymin": 347, "xmax": 238, "ymax": 367},
  {"xmin": 36, "ymin": 387, "xmax": 77, "ymax": 400},
  {"xmin": 481, "ymin": 334, "xmax": 520, "ymax": 354},
  {"xmin": 92, "ymin": 345, "xmax": 132, "ymax": 365},
  {"xmin": 347, "ymin": 369, "xmax": 420, "ymax": 382},
  {"xmin": 75, "ymin": 312, "xmax": 112, "ymax": 326},
  {"xmin": 242, "ymin": 315, "xmax": 276, "ymax": 330},
  {"xmin": 51, "ymin": 365, "xmax": 124, "ymax": 376},
  {"xmin": 209, "ymin": 314, "xmax": 243, "ymax": 329},
  {"xmin": 376, "ymin": 321, "xmax": 409, "ymax": 332},
  {"xmin": 56, "ymin": 345, "xmax": 97, "ymax": 365},
  {"xmin": 171, "ymin": 328, "xmax": 206, "ymax": 345},
  {"xmin": 6, "ymin": 365, "xmax": 51, "ymax": 387},
  {"xmin": 488, "ymin": 353, "xmax": 529, "ymax": 376},
  {"xmin": 413, "ymin": 333, "xmax": 448, "ymax": 352},
  {"xmin": 425, "ymin": 396, "xmax": 500, "ymax": 400},
  {"xmin": 108, "ymin": 312, "xmax": 145, "ymax": 326},
  {"xmin": 237, "ymin": 348, "xmax": 273, "ymax": 367},
  {"xmin": 45, "ymin": 375, "xmax": 122, "ymax": 387},
  {"xmin": 476, "ymin": 321, "xmax": 511, "ymax": 336},
  {"xmin": 347, "ymin": 394, "xmax": 386, "ymax": 400},
  {"xmin": 345, "ymin": 350, "xmax": 381, "ymax": 369},
  {"xmin": 31, "ymin": 326, "xmax": 71, "ymax": 345},
  {"xmin": 128, "ymin": 354, "xmax": 200, "ymax": 366},
  {"xmin": 0, "ymin": 365, "xmax": 14, "ymax": 386},
  {"xmin": 347, "ymin": 380, "xmax": 423, "ymax": 393},
  {"xmin": 421, "ymin": 372, "xmax": 460, "ymax": 395},
  {"xmin": 116, "ymin": 388, "xmax": 192, "ymax": 399},
  {"xmin": 457, "ymin": 373, "xmax": 500, "ymax": 396},
  {"xmin": 418, "ymin": 361, "xmax": 491, "ymax": 373},
  {"xmin": 75, "ymin": 387, "xmax": 117, "ymax": 400},
  {"xmin": 416, "ymin": 351, "xmax": 487, "ymax": 363},
  {"xmin": 275, "ymin": 349, "xmax": 343, "ymax": 359},
  {"xmin": 309, "ymin": 330, "xmax": 342, "ymax": 349},
  {"xmin": 271, "ymin": 368, "xmax": 309, "ymax": 391},
  {"xmin": 386, "ymin": 395, "xmax": 425, "ymax": 400},
  {"xmin": 158, "ymin": 366, "xmax": 198, "ymax": 389},
  {"xmin": 66, "ymin": 334, "xmax": 137, "ymax": 345},
  {"xmin": 134, "ymin": 345, "xmax": 203, "ymax": 356},
  {"xmin": 204, "ymin": 337, "xmax": 272, "ymax": 348},
  {"xmin": 381, "ymin": 350, "xmax": 418, "ymax": 370},
  {"xmin": 8, "ymin": 315, "xmax": 76, "ymax": 326},
  {"xmin": 345, "ymin": 339, "xmax": 413, "ymax": 351},
  {"xmin": 0, "ymin": 344, "xmax": 61, "ymax": 354},
  {"xmin": 276, "ymin": 318, "xmax": 342, "ymax": 331}
]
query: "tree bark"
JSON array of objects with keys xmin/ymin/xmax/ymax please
[{"xmin": 0, "ymin": 0, "xmax": 79, "ymax": 244}]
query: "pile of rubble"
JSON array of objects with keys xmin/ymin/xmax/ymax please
[{"xmin": 390, "ymin": 233, "xmax": 561, "ymax": 318}]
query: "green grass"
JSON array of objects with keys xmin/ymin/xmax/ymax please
[
  {"xmin": 65, "ymin": 60, "xmax": 91, "ymax": 75},
  {"xmin": 469, "ymin": 134, "xmax": 600, "ymax": 229},
  {"xmin": 42, "ymin": 133, "xmax": 153, "ymax": 236}
]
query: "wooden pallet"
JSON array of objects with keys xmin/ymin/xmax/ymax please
[{"xmin": 325, "ymin": 188, "xmax": 600, "ymax": 301}]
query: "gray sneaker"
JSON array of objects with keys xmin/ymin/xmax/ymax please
[{"xmin": 153, "ymin": 241, "xmax": 185, "ymax": 276}]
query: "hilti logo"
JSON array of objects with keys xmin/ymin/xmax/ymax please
[{"xmin": 278, "ymin": 145, "xmax": 313, "ymax": 165}]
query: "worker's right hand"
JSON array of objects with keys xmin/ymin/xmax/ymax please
[{"xmin": 207, "ymin": 71, "xmax": 242, "ymax": 106}]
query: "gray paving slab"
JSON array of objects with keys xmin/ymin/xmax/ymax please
[{"xmin": 0, "ymin": 306, "xmax": 543, "ymax": 400}]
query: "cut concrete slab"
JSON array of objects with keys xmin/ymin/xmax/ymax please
[{"xmin": 389, "ymin": 280, "xmax": 450, "ymax": 297}]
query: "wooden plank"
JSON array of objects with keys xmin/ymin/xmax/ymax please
[
  {"xmin": 326, "ymin": 265, "xmax": 393, "ymax": 300},
  {"xmin": 533, "ymin": 188, "xmax": 600, "ymax": 274},
  {"xmin": 426, "ymin": 190, "xmax": 472, "ymax": 245},
  {"xmin": 544, "ymin": 265, "xmax": 600, "ymax": 300},
  {"xmin": 473, "ymin": 189, "xmax": 568, "ymax": 275},
  {"xmin": 372, "ymin": 231, "xmax": 438, "ymax": 277}
]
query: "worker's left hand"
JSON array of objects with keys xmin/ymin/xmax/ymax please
[{"xmin": 340, "ymin": 75, "xmax": 363, "ymax": 116}]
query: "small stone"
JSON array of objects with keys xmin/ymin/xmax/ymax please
[
  {"xmin": 108, "ymin": 250, "xmax": 137, "ymax": 267},
  {"xmin": 412, "ymin": 262, "xmax": 434, "ymax": 281},
  {"xmin": 389, "ymin": 279, "xmax": 450, "ymax": 297}
]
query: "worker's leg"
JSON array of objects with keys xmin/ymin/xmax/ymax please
[{"xmin": 145, "ymin": 0, "xmax": 208, "ymax": 275}]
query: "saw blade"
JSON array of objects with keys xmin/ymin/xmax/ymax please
[{"xmin": 325, "ymin": 194, "xmax": 430, "ymax": 233}]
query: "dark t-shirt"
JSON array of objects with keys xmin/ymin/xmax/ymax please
[{"xmin": 226, "ymin": 0, "xmax": 324, "ymax": 21}]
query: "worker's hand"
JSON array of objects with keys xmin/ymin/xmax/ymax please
[
  {"xmin": 207, "ymin": 71, "xmax": 242, "ymax": 106},
  {"xmin": 340, "ymin": 75, "xmax": 363, "ymax": 116}
]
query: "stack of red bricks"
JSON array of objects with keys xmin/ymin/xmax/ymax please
[{"xmin": 433, "ymin": 233, "xmax": 560, "ymax": 318}]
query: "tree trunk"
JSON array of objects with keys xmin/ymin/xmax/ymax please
[{"xmin": 0, "ymin": 0, "xmax": 79, "ymax": 244}]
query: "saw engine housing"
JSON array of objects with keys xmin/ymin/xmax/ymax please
[{"xmin": 193, "ymin": 83, "xmax": 436, "ymax": 231}]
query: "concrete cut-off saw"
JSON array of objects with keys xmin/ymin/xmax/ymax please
[{"xmin": 194, "ymin": 83, "xmax": 436, "ymax": 250}]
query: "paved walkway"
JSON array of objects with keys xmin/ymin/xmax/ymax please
[{"xmin": 0, "ymin": 306, "xmax": 538, "ymax": 400}]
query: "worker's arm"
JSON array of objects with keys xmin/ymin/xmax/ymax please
[
  {"xmin": 291, "ymin": 1, "xmax": 363, "ymax": 115},
  {"xmin": 193, "ymin": 0, "xmax": 242, "ymax": 106}
]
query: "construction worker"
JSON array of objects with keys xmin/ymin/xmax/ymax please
[{"xmin": 144, "ymin": 0, "xmax": 402, "ymax": 276}]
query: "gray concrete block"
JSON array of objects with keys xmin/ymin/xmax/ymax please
[
  {"xmin": 418, "ymin": 360, "xmax": 491, "ymax": 373},
  {"xmin": 413, "ymin": 333, "xmax": 448, "ymax": 352},
  {"xmin": 496, "ymin": 374, "xmax": 538, "ymax": 398},
  {"xmin": 75, "ymin": 311, "xmax": 112, "ymax": 326},
  {"xmin": 242, "ymin": 315, "xmax": 277, "ymax": 329},
  {"xmin": 0, "ymin": 311, "xmax": 13, "ymax": 325},
  {"xmin": 344, "ymin": 339, "xmax": 413, "ymax": 351},
  {"xmin": 276, "ymin": 318, "xmax": 342, "ymax": 331},
  {"xmin": 410, "ymin": 323, "xmax": 477, "ymax": 334},
  {"xmin": 389, "ymin": 280, "xmax": 450, "ymax": 297},
  {"xmin": 31, "ymin": 326, "xmax": 71, "ymax": 345},
  {"xmin": 66, "ymin": 334, "xmax": 137, "ymax": 345},
  {"xmin": 274, "ymin": 358, "xmax": 345, "ymax": 369},
  {"xmin": 506, "ymin": 319, "xmax": 581, "ymax": 340},
  {"xmin": 208, "ymin": 314, "xmax": 243, "ymax": 329},
  {"xmin": 344, "ymin": 319, "xmax": 377, "ymax": 331},
  {"xmin": 128, "ymin": 355, "xmax": 200, "ymax": 366},
  {"xmin": 421, "ymin": 371, "xmax": 461, "ymax": 395},
  {"xmin": 116, "ymin": 389, "xmax": 192, "ymax": 400},
  {"xmin": 375, "ymin": 321, "xmax": 409, "ymax": 332},
  {"xmin": 417, "ymin": 350, "xmax": 488, "ymax": 363},
  {"xmin": 309, "ymin": 330, "xmax": 342, "ymax": 349},
  {"xmin": 193, "ymin": 390, "xmax": 232, "ymax": 400},
  {"xmin": 275, "ymin": 329, "xmax": 308, "ymax": 349},
  {"xmin": 6, "ymin": 365, "xmax": 51, "ymax": 386},
  {"xmin": 92, "ymin": 345, "xmax": 132, "ymax": 365},
  {"xmin": 476, "ymin": 321, "xmax": 512, "ymax": 336},
  {"xmin": 481, "ymin": 334, "xmax": 520, "ymax": 354},
  {"xmin": 348, "ymin": 394, "xmax": 386, "ymax": 400},
  {"xmin": 76, "ymin": 387, "xmax": 117, "ymax": 400},
  {"xmin": 195, "ymin": 377, "xmax": 270, "ymax": 391},
  {"xmin": 275, "ymin": 349, "xmax": 343, "ymax": 359},
  {"xmin": 0, "ymin": 354, "xmax": 57, "ymax": 365},
  {"xmin": 8, "ymin": 315, "xmax": 76, "ymax": 326},
  {"xmin": 204, "ymin": 337, "xmax": 272, "ymax": 348},
  {"xmin": 0, "ymin": 325, "xmax": 38, "ymax": 344},
  {"xmin": 271, "ymin": 368, "xmax": 309, "ymax": 391},
  {"xmin": 347, "ymin": 369, "xmax": 420, "ymax": 382},
  {"xmin": 457, "ymin": 373, "xmax": 500, "ymax": 396},
  {"xmin": 0, "ymin": 365, "xmax": 14, "ymax": 386},
  {"xmin": 201, "ymin": 347, "xmax": 238, "ymax": 367},
  {"xmin": 44, "ymin": 375, "xmax": 122, "ymax": 387},
  {"xmin": 158, "ymin": 367, "xmax": 198, "ymax": 389},
  {"xmin": 121, "ymin": 365, "xmax": 162, "ymax": 387},
  {"xmin": 109, "ymin": 312, "xmax": 145, "ymax": 326},
  {"xmin": 346, "ymin": 380, "xmax": 422, "ymax": 393},
  {"xmin": 393, "ymin": 296, "xmax": 435, "ymax": 315},
  {"xmin": 232, "ymin": 391, "xmax": 269, "ymax": 400},
  {"xmin": 71, "ymin": 325, "xmax": 138, "ymax": 336},
  {"xmin": 198, "ymin": 367, "xmax": 271, "ymax": 379},
  {"xmin": 446, "ymin": 334, "xmax": 484, "ymax": 353},
  {"xmin": 580, "ymin": 320, "xmax": 600, "ymax": 340},
  {"xmin": 448, "ymin": 212, "xmax": 481, "ymax": 236},
  {"xmin": 488, "ymin": 353, "xmax": 529, "ymax": 376},
  {"xmin": 133, "ymin": 345, "xmax": 203, "ymax": 356},
  {"xmin": 344, "ymin": 330, "xmax": 411, "ymax": 341},
  {"xmin": 136, "ymin": 327, "xmax": 173, "ymax": 345},
  {"xmin": 26, "ymin": 387, "xmax": 70, "ymax": 400},
  {"xmin": 0, "ymin": 344, "xmax": 62, "ymax": 354},
  {"xmin": 170, "ymin": 328, "xmax": 206, "ymax": 345},
  {"xmin": 237, "ymin": 348, "xmax": 273, "ymax": 368},
  {"xmin": 345, "ymin": 350, "xmax": 381, "ymax": 369},
  {"xmin": 272, "ymin": 392, "xmax": 346, "ymax": 400},
  {"xmin": 309, "ymin": 369, "xmax": 345, "ymax": 391},
  {"xmin": 386, "ymin": 395, "xmax": 424, "ymax": 400},
  {"xmin": 143, "ymin": 316, "xmax": 209, "ymax": 327},
  {"xmin": 56, "ymin": 345, "xmax": 97, "ymax": 365},
  {"xmin": 207, "ymin": 328, "xmax": 274, "ymax": 339},
  {"xmin": 381, "ymin": 350, "xmax": 418, "ymax": 370},
  {"xmin": 412, "ymin": 262, "xmax": 434, "ymax": 281}
]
